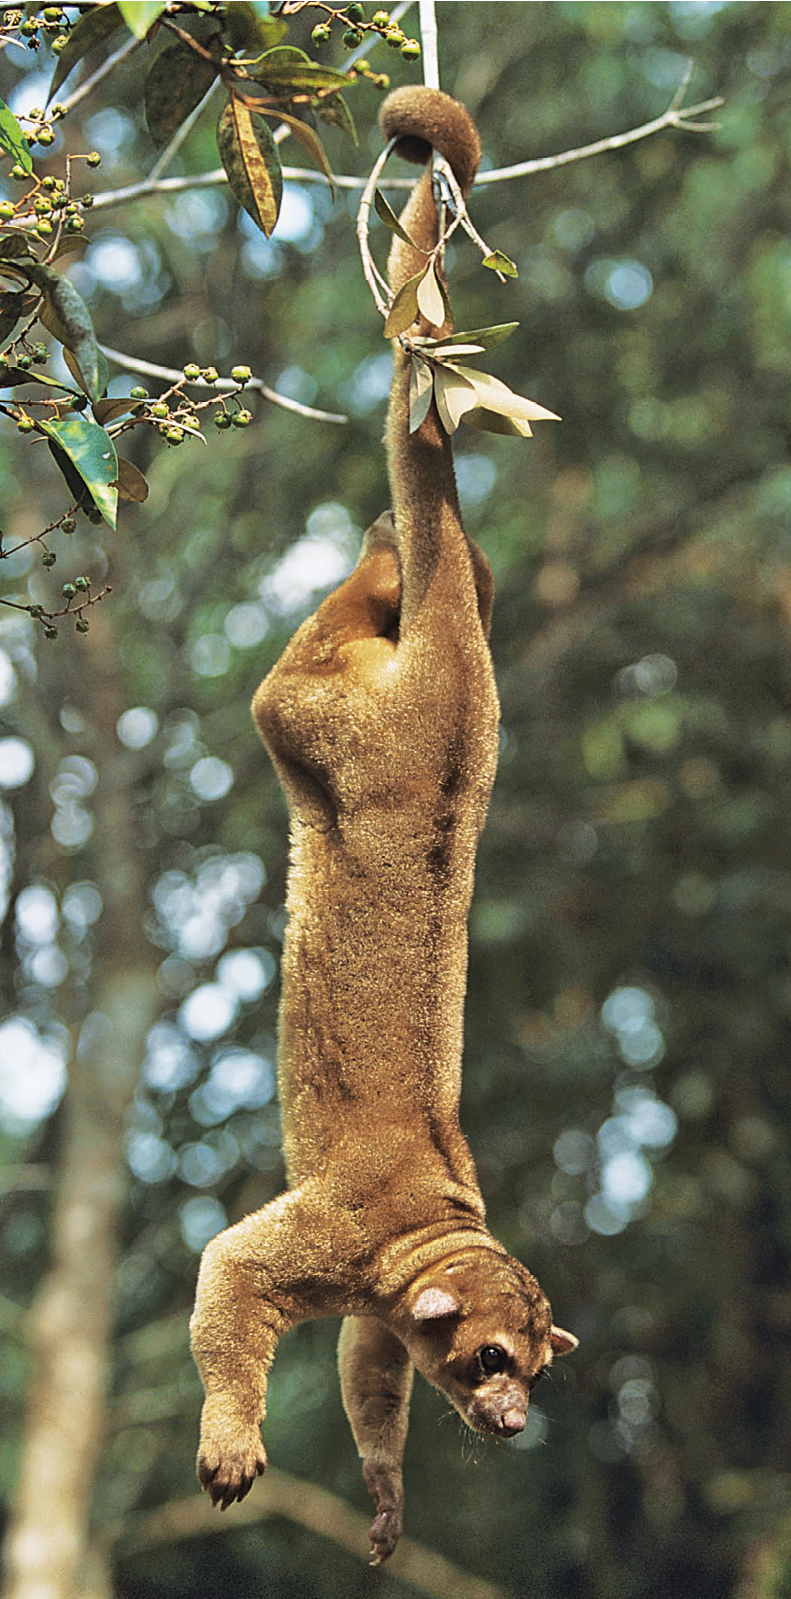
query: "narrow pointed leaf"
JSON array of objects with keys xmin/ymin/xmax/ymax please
[
  {"xmin": 383, "ymin": 272, "xmax": 423, "ymax": 338},
  {"xmin": 92, "ymin": 395, "xmax": 142, "ymax": 425},
  {"xmin": 416, "ymin": 261, "xmax": 446, "ymax": 329},
  {"xmin": 0, "ymin": 98, "xmax": 33, "ymax": 176},
  {"xmin": 47, "ymin": 3, "xmax": 123, "ymax": 103},
  {"xmin": 429, "ymin": 343, "xmax": 486, "ymax": 358},
  {"xmin": 416, "ymin": 322, "xmax": 519, "ymax": 352},
  {"xmin": 39, "ymin": 413, "xmax": 119, "ymax": 528},
  {"xmin": 409, "ymin": 355, "xmax": 433, "ymax": 434},
  {"xmin": 433, "ymin": 366, "xmax": 478, "ymax": 435},
  {"xmin": 217, "ymin": 94, "xmax": 282, "ymax": 238},
  {"xmin": 272, "ymin": 109, "xmax": 334, "ymax": 196},
  {"xmin": 117, "ymin": 0, "xmax": 165, "ymax": 37},
  {"xmin": 113, "ymin": 457, "xmax": 149, "ymax": 503},
  {"xmin": 24, "ymin": 263, "xmax": 104, "ymax": 403},
  {"xmin": 0, "ymin": 365, "xmax": 81, "ymax": 393},
  {"xmin": 374, "ymin": 188, "xmax": 418, "ymax": 247},
  {"xmin": 223, "ymin": 4, "xmax": 287, "ymax": 53},
  {"xmin": 144, "ymin": 41, "xmax": 218, "ymax": 145},
  {"xmin": 482, "ymin": 249, "xmax": 518, "ymax": 278},
  {"xmin": 249, "ymin": 61, "xmax": 351, "ymax": 94}
]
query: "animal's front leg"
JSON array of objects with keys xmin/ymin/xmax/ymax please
[
  {"xmin": 190, "ymin": 1193, "xmax": 314, "ymax": 1509},
  {"xmin": 338, "ymin": 1316, "xmax": 414, "ymax": 1562}
]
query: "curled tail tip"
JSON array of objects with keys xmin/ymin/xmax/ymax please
[{"xmin": 379, "ymin": 87, "xmax": 480, "ymax": 195}]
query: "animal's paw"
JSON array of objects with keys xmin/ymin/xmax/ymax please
[
  {"xmin": 197, "ymin": 1407, "xmax": 267, "ymax": 1511},
  {"xmin": 362, "ymin": 1458, "xmax": 403, "ymax": 1564}
]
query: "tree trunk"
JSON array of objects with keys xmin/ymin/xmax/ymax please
[{"xmin": 2, "ymin": 619, "xmax": 159, "ymax": 1599}]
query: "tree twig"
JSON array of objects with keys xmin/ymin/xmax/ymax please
[
  {"xmin": 50, "ymin": 32, "xmax": 140, "ymax": 115},
  {"xmin": 119, "ymin": 1469, "xmax": 511, "ymax": 1599},
  {"xmin": 98, "ymin": 346, "xmax": 348, "ymax": 426}
]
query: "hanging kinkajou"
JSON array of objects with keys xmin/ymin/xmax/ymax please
[{"xmin": 190, "ymin": 85, "xmax": 577, "ymax": 1564}]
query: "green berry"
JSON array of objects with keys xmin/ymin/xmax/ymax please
[
  {"xmin": 230, "ymin": 364, "xmax": 251, "ymax": 384},
  {"xmin": 232, "ymin": 408, "xmax": 252, "ymax": 428},
  {"xmin": 385, "ymin": 27, "xmax": 404, "ymax": 45},
  {"xmin": 16, "ymin": 416, "xmax": 34, "ymax": 432},
  {"xmin": 311, "ymin": 22, "xmax": 331, "ymax": 44},
  {"xmin": 372, "ymin": 9, "xmax": 390, "ymax": 25},
  {"xmin": 86, "ymin": 151, "xmax": 101, "ymax": 168},
  {"xmin": 84, "ymin": 506, "xmax": 102, "ymax": 525},
  {"xmin": 41, "ymin": 550, "xmax": 56, "ymax": 566},
  {"xmin": 16, "ymin": 353, "xmax": 32, "ymax": 368},
  {"xmin": 43, "ymin": 7, "xmax": 63, "ymax": 21},
  {"xmin": 61, "ymin": 516, "xmax": 75, "ymax": 533},
  {"xmin": 80, "ymin": 194, "xmax": 93, "ymax": 208},
  {"xmin": 36, "ymin": 127, "xmax": 54, "ymax": 146},
  {"xmin": 74, "ymin": 576, "xmax": 89, "ymax": 591},
  {"xmin": 401, "ymin": 39, "xmax": 421, "ymax": 58},
  {"xmin": 65, "ymin": 215, "xmax": 84, "ymax": 234},
  {"xmin": 10, "ymin": 164, "xmax": 29, "ymax": 182},
  {"xmin": 21, "ymin": 18, "xmax": 39, "ymax": 36},
  {"xmin": 183, "ymin": 362, "xmax": 201, "ymax": 381},
  {"xmin": 43, "ymin": 626, "xmax": 58, "ymax": 639},
  {"xmin": 32, "ymin": 345, "xmax": 47, "ymax": 363},
  {"xmin": 33, "ymin": 195, "xmax": 50, "ymax": 213},
  {"xmin": 214, "ymin": 410, "xmax": 231, "ymax": 429},
  {"xmin": 30, "ymin": 605, "xmax": 44, "ymax": 620},
  {"xmin": 0, "ymin": 202, "xmax": 16, "ymax": 221},
  {"xmin": 61, "ymin": 582, "xmax": 76, "ymax": 598},
  {"xmin": 342, "ymin": 28, "xmax": 361, "ymax": 46},
  {"xmin": 35, "ymin": 219, "xmax": 53, "ymax": 237},
  {"xmin": 201, "ymin": 366, "xmax": 219, "ymax": 383},
  {"xmin": 130, "ymin": 386, "xmax": 148, "ymax": 400},
  {"xmin": 150, "ymin": 402, "xmax": 169, "ymax": 419},
  {"xmin": 165, "ymin": 426, "xmax": 184, "ymax": 444},
  {"xmin": 75, "ymin": 617, "xmax": 89, "ymax": 633},
  {"xmin": 51, "ymin": 37, "xmax": 69, "ymax": 53},
  {"xmin": 346, "ymin": 2, "xmax": 364, "ymax": 19}
]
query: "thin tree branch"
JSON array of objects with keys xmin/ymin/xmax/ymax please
[
  {"xmin": 146, "ymin": 78, "xmax": 223, "ymax": 185},
  {"xmin": 98, "ymin": 346, "xmax": 348, "ymax": 426},
  {"xmin": 120, "ymin": 1470, "xmax": 511, "ymax": 1599},
  {"xmin": 356, "ymin": 138, "xmax": 398, "ymax": 321},
  {"xmin": 419, "ymin": 0, "xmax": 439, "ymax": 91},
  {"xmin": 91, "ymin": 70, "xmax": 723, "ymax": 216}
]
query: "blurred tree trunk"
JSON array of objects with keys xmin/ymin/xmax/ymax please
[{"xmin": 2, "ymin": 619, "xmax": 159, "ymax": 1599}]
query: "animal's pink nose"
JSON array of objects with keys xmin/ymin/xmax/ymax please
[{"xmin": 501, "ymin": 1409, "xmax": 526, "ymax": 1436}]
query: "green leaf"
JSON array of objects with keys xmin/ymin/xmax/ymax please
[
  {"xmin": 47, "ymin": 3, "xmax": 124, "ymax": 103},
  {"xmin": 272, "ymin": 109, "xmax": 335, "ymax": 197},
  {"xmin": 23, "ymin": 262, "xmax": 104, "ymax": 403},
  {"xmin": 144, "ymin": 40, "xmax": 218, "ymax": 145},
  {"xmin": 0, "ymin": 98, "xmax": 33, "ymax": 177},
  {"xmin": 0, "ymin": 290, "xmax": 23, "ymax": 344},
  {"xmin": 374, "ymin": 188, "xmax": 419, "ymax": 248},
  {"xmin": 249, "ymin": 61, "xmax": 351, "ymax": 95},
  {"xmin": 482, "ymin": 249, "xmax": 519, "ymax": 278},
  {"xmin": 117, "ymin": 0, "xmax": 165, "ymax": 37},
  {"xmin": 383, "ymin": 273, "xmax": 423, "ymax": 338},
  {"xmin": 222, "ymin": 4, "xmax": 286, "ymax": 54},
  {"xmin": 416, "ymin": 322, "xmax": 519, "ymax": 352},
  {"xmin": 39, "ymin": 413, "xmax": 118, "ymax": 528},
  {"xmin": 217, "ymin": 94, "xmax": 282, "ymax": 238},
  {"xmin": 0, "ymin": 237, "xmax": 35, "ymax": 263},
  {"xmin": 408, "ymin": 354, "xmax": 433, "ymax": 434},
  {"xmin": 0, "ymin": 365, "xmax": 81, "ymax": 393},
  {"xmin": 315, "ymin": 91, "xmax": 357, "ymax": 145}
]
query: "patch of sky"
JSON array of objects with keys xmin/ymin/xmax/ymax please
[{"xmin": 0, "ymin": 1018, "xmax": 67, "ymax": 1134}]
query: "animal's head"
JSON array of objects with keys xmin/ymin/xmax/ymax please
[{"xmin": 399, "ymin": 1252, "xmax": 577, "ymax": 1438}]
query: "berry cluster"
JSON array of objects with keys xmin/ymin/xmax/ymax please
[
  {"xmin": 311, "ymin": 6, "xmax": 420, "ymax": 62},
  {"xmin": 131, "ymin": 364, "xmax": 256, "ymax": 446},
  {"xmin": 0, "ymin": 7, "xmax": 69, "ymax": 53},
  {"xmin": 0, "ymin": 157, "xmax": 99, "ymax": 241}
]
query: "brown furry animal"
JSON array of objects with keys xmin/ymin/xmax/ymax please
[{"xmin": 190, "ymin": 86, "xmax": 576, "ymax": 1564}]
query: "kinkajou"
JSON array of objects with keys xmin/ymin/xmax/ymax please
[{"xmin": 190, "ymin": 85, "xmax": 577, "ymax": 1564}]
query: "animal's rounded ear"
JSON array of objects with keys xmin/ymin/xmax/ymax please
[
  {"xmin": 412, "ymin": 1286, "xmax": 461, "ymax": 1321},
  {"xmin": 550, "ymin": 1326, "xmax": 579, "ymax": 1355}
]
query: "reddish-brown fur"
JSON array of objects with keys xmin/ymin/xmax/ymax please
[{"xmin": 190, "ymin": 87, "xmax": 576, "ymax": 1564}]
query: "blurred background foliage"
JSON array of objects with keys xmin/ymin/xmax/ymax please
[{"xmin": 1, "ymin": 3, "xmax": 791, "ymax": 1597}]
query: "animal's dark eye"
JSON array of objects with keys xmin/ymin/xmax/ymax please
[{"xmin": 478, "ymin": 1344, "xmax": 507, "ymax": 1377}]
